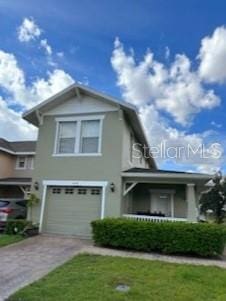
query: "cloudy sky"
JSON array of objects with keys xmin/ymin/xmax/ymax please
[{"xmin": 0, "ymin": 0, "xmax": 226, "ymax": 173}]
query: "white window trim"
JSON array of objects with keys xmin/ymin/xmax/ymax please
[
  {"xmin": 30, "ymin": 157, "xmax": 34, "ymax": 170},
  {"xmin": 39, "ymin": 180, "xmax": 108, "ymax": 232},
  {"xmin": 53, "ymin": 115, "xmax": 105, "ymax": 156},
  {"xmin": 15, "ymin": 156, "xmax": 27, "ymax": 170}
]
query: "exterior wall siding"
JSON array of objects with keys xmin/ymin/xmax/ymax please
[
  {"xmin": 13, "ymin": 156, "xmax": 34, "ymax": 178},
  {"xmin": 0, "ymin": 152, "xmax": 34, "ymax": 179},
  {"xmin": 32, "ymin": 110, "xmax": 124, "ymax": 223},
  {"xmin": 121, "ymin": 116, "xmax": 147, "ymax": 170},
  {"xmin": 0, "ymin": 152, "xmax": 14, "ymax": 178}
]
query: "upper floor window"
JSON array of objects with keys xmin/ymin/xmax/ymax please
[
  {"xmin": 80, "ymin": 120, "xmax": 100, "ymax": 153},
  {"xmin": 15, "ymin": 156, "xmax": 34, "ymax": 170},
  {"xmin": 58, "ymin": 121, "xmax": 77, "ymax": 154},
  {"xmin": 54, "ymin": 116, "xmax": 103, "ymax": 155},
  {"xmin": 16, "ymin": 156, "xmax": 27, "ymax": 169},
  {"xmin": 27, "ymin": 156, "xmax": 34, "ymax": 170}
]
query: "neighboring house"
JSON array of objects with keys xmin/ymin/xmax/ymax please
[
  {"xmin": 23, "ymin": 83, "xmax": 212, "ymax": 237},
  {"xmin": 0, "ymin": 138, "xmax": 36, "ymax": 199}
]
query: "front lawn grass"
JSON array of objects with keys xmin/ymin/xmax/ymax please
[
  {"xmin": 8, "ymin": 254, "xmax": 226, "ymax": 301},
  {"xmin": 0, "ymin": 234, "xmax": 23, "ymax": 248}
]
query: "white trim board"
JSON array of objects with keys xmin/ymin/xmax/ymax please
[
  {"xmin": 0, "ymin": 147, "xmax": 35, "ymax": 156},
  {"xmin": 122, "ymin": 172, "xmax": 212, "ymax": 180},
  {"xmin": 53, "ymin": 115, "xmax": 104, "ymax": 156},
  {"xmin": 39, "ymin": 180, "xmax": 108, "ymax": 232}
]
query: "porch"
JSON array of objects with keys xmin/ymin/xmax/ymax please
[
  {"xmin": 122, "ymin": 168, "xmax": 212, "ymax": 223},
  {"xmin": 0, "ymin": 177, "xmax": 31, "ymax": 199}
]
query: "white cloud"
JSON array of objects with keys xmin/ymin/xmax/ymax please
[
  {"xmin": 111, "ymin": 39, "xmax": 220, "ymax": 126},
  {"xmin": 211, "ymin": 121, "xmax": 222, "ymax": 129},
  {"xmin": 57, "ymin": 52, "xmax": 64, "ymax": 58},
  {"xmin": 165, "ymin": 46, "xmax": 170, "ymax": 60},
  {"xmin": 140, "ymin": 105, "xmax": 222, "ymax": 173},
  {"xmin": 29, "ymin": 69, "xmax": 74, "ymax": 106},
  {"xmin": 17, "ymin": 17, "xmax": 65, "ymax": 68},
  {"xmin": 0, "ymin": 97, "xmax": 37, "ymax": 140},
  {"xmin": 0, "ymin": 50, "xmax": 27, "ymax": 104},
  {"xmin": 0, "ymin": 48, "xmax": 74, "ymax": 140},
  {"xmin": 111, "ymin": 38, "xmax": 224, "ymax": 173},
  {"xmin": 17, "ymin": 17, "xmax": 41, "ymax": 42},
  {"xmin": 198, "ymin": 26, "xmax": 226, "ymax": 83},
  {"xmin": 0, "ymin": 49, "xmax": 74, "ymax": 109},
  {"xmin": 40, "ymin": 39, "xmax": 52, "ymax": 56}
]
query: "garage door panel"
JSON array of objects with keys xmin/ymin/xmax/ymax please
[{"xmin": 43, "ymin": 187, "xmax": 101, "ymax": 237}]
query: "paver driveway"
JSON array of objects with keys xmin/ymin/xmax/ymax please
[{"xmin": 0, "ymin": 235, "xmax": 89, "ymax": 301}]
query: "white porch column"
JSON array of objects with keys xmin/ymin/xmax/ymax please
[
  {"xmin": 186, "ymin": 183, "xmax": 198, "ymax": 222},
  {"xmin": 39, "ymin": 184, "xmax": 47, "ymax": 232}
]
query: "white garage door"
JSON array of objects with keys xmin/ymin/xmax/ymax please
[{"xmin": 43, "ymin": 186, "xmax": 101, "ymax": 237}]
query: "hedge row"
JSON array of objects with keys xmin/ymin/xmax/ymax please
[
  {"xmin": 5, "ymin": 219, "xmax": 32, "ymax": 235},
  {"xmin": 91, "ymin": 218, "xmax": 226, "ymax": 257}
]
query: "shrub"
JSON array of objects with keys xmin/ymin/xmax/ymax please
[
  {"xmin": 91, "ymin": 218, "xmax": 226, "ymax": 257},
  {"xmin": 5, "ymin": 219, "xmax": 32, "ymax": 235}
]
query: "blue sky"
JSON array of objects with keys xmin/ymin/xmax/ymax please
[{"xmin": 0, "ymin": 0, "xmax": 225, "ymax": 173}]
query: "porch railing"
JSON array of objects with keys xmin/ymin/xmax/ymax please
[{"xmin": 123, "ymin": 214, "xmax": 187, "ymax": 223}]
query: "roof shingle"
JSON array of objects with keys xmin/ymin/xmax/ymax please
[{"xmin": 0, "ymin": 138, "xmax": 36, "ymax": 154}]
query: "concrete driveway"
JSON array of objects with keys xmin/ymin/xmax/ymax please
[{"xmin": 0, "ymin": 235, "xmax": 89, "ymax": 301}]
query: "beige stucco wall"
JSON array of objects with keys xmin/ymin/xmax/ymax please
[
  {"xmin": 0, "ymin": 152, "xmax": 34, "ymax": 179},
  {"xmin": 12, "ymin": 155, "xmax": 34, "ymax": 178},
  {"xmin": 31, "ymin": 110, "xmax": 125, "ymax": 222},
  {"xmin": 121, "ymin": 116, "xmax": 148, "ymax": 170},
  {"xmin": 0, "ymin": 151, "xmax": 14, "ymax": 178}
]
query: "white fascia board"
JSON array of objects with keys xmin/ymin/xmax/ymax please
[
  {"xmin": 0, "ymin": 147, "xmax": 36, "ymax": 156},
  {"xmin": 0, "ymin": 147, "xmax": 15, "ymax": 155},
  {"xmin": 121, "ymin": 172, "xmax": 212, "ymax": 180},
  {"xmin": 0, "ymin": 181, "xmax": 31, "ymax": 185},
  {"xmin": 42, "ymin": 180, "xmax": 108, "ymax": 187},
  {"xmin": 55, "ymin": 114, "xmax": 105, "ymax": 122},
  {"xmin": 15, "ymin": 152, "xmax": 36, "ymax": 155}
]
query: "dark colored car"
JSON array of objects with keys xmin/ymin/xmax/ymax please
[{"xmin": 0, "ymin": 199, "xmax": 27, "ymax": 230}]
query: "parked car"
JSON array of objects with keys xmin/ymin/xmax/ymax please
[{"xmin": 0, "ymin": 199, "xmax": 27, "ymax": 230}]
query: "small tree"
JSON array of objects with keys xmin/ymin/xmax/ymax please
[
  {"xmin": 199, "ymin": 171, "xmax": 226, "ymax": 224},
  {"xmin": 27, "ymin": 193, "xmax": 40, "ymax": 222}
]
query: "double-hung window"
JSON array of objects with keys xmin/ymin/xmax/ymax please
[
  {"xmin": 80, "ymin": 120, "xmax": 100, "ymax": 153},
  {"xmin": 57, "ymin": 121, "xmax": 77, "ymax": 154},
  {"xmin": 16, "ymin": 156, "xmax": 27, "ymax": 169},
  {"xmin": 55, "ymin": 117, "xmax": 102, "ymax": 155}
]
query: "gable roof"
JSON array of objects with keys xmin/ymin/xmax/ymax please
[
  {"xmin": 23, "ymin": 83, "xmax": 157, "ymax": 169},
  {"xmin": 0, "ymin": 138, "xmax": 36, "ymax": 155}
]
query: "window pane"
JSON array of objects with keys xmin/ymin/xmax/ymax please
[
  {"xmin": 81, "ymin": 137, "xmax": 99, "ymax": 153},
  {"xmin": 81, "ymin": 120, "xmax": 100, "ymax": 153},
  {"xmin": 59, "ymin": 138, "xmax": 75, "ymax": 153},
  {"xmin": 58, "ymin": 122, "xmax": 76, "ymax": 153},
  {"xmin": 81, "ymin": 120, "xmax": 100, "ymax": 137},
  {"xmin": 17, "ymin": 156, "xmax": 26, "ymax": 168}
]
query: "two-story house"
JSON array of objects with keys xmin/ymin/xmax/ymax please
[
  {"xmin": 0, "ymin": 138, "xmax": 36, "ymax": 199},
  {"xmin": 23, "ymin": 83, "xmax": 212, "ymax": 237}
]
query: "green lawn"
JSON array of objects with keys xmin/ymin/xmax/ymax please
[
  {"xmin": 0, "ymin": 234, "xmax": 23, "ymax": 248},
  {"xmin": 8, "ymin": 254, "xmax": 226, "ymax": 301}
]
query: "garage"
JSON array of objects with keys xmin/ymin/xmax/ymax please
[{"xmin": 42, "ymin": 186, "xmax": 102, "ymax": 237}]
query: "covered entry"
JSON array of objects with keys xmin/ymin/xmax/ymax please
[
  {"xmin": 122, "ymin": 168, "xmax": 211, "ymax": 222},
  {"xmin": 40, "ymin": 180, "xmax": 108, "ymax": 237}
]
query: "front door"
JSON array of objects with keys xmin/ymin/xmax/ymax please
[{"xmin": 150, "ymin": 191, "xmax": 171, "ymax": 217}]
